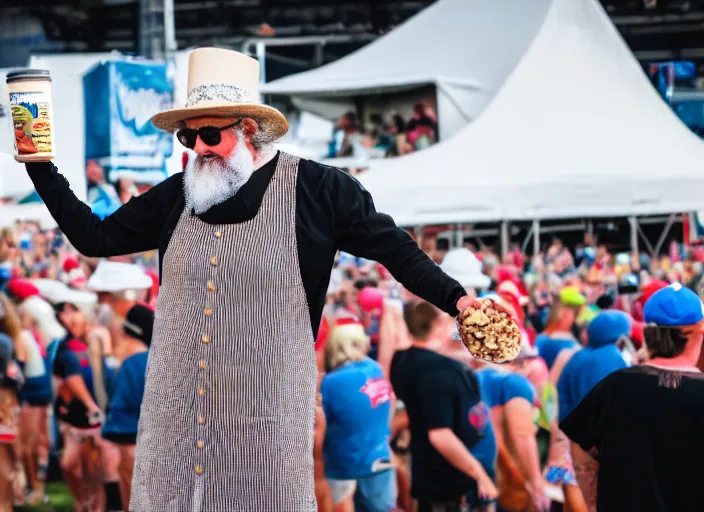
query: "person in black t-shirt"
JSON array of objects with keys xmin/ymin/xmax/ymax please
[
  {"xmin": 561, "ymin": 283, "xmax": 704, "ymax": 512},
  {"xmin": 390, "ymin": 301, "xmax": 497, "ymax": 512}
]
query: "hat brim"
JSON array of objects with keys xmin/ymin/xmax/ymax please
[{"xmin": 150, "ymin": 103, "xmax": 289, "ymax": 141}]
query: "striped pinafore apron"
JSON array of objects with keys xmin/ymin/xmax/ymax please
[{"xmin": 130, "ymin": 153, "xmax": 318, "ymax": 512}]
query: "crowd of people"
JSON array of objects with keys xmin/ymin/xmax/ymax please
[
  {"xmin": 2, "ymin": 217, "xmax": 704, "ymax": 511},
  {"xmin": 326, "ymin": 104, "xmax": 439, "ymax": 164}
]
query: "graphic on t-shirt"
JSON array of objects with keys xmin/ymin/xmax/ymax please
[
  {"xmin": 360, "ymin": 377, "xmax": 393, "ymax": 408},
  {"xmin": 469, "ymin": 401, "xmax": 490, "ymax": 437}
]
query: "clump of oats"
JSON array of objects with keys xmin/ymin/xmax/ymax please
[{"xmin": 457, "ymin": 301, "xmax": 521, "ymax": 363}]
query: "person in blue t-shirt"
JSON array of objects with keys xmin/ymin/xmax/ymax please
[
  {"xmin": 534, "ymin": 287, "xmax": 584, "ymax": 369},
  {"xmin": 102, "ymin": 304, "xmax": 153, "ymax": 512},
  {"xmin": 475, "ymin": 363, "xmax": 549, "ymax": 511},
  {"xmin": 321, "ymin": 319, "xmax": 396, "ymax": 512}
]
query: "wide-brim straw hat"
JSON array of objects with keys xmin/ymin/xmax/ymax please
[{"xmin": 151, "ymin": 48, "xmax": 288, "ymax": 141}]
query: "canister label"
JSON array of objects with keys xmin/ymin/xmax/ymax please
[{"xmin": 10, "ymin": 91, "xmax": 52, "ymax": 155}]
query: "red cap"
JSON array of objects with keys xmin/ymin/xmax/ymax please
[
  {"xmin": 7, "ymin": 279, "xmax": 41, "ymax": 301},
  {"xmin": 495, "ymin": 265, "xmax": 515, "ymax": 284},
  {"xmin": 630, "ymin": 320, "xmax": 644, "ymax": 348},
  {"xmin": 63, "ymin": 256, "xmax": 81, "ymax": 273},
  {"xmin": 636, "ymin": 280, "xmax": 668, "ymax": 307}
]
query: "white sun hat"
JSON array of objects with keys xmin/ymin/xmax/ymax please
[
  {"xmin": 440, "ymin": 248, "xmax": 491, "ymax": 290},
  {"xmin": 150, "ymin": 47, "xmax": 288, "ymax": 140},
  {"xmin": 19, "ymin": 295, "xmax": 67, "ymax": 341},
  {"xmin": 32, "ymin": 279, "xmax": 98, "ymax": 306},
  {"xmin": 86, "ymin": 260, "xmax": 152, "ymax": 293}
]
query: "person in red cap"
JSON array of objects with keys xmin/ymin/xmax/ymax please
[
  {"xmin": 631, "ymin": 279, "xmax": 668, "ymax": 323},
  {"xmin": 62, "ymin": 256, "xmax": 88, "ymax": 290},
  {"xmin": 6, "ymin": 280, "xmax": 54, "ymax": 505},
  {"xmin": 358, "ymin": 286, "xmax": 385, "ymax": 360}
]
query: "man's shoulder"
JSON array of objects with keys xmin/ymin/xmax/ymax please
[
  {"xmin": 293, "ymin": 155, "xmax": 367, "ymax": 191},
  {"xmin": 157, "ymin": 172, "xmax": 184, "ymax": 189},
  {"xmin": 392, "ymin": 347, "xmax": 461, "ymax": 378},
  {"xmin": 122, "ymin": 351, "xmax": 149, "ymax": 368},
  {"xmin": 139, "ymin": 172, "xmax": 183, "ymax": 200},
  {"xmin": 292, "ymin": 154, "xmax": 343, "ymax": 176}
]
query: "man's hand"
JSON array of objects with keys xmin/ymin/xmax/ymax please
[
  {"xmin": 87, "ymin": 405, "xmax": 104, "ymax": 427},
  {"xmin": 527, "ymin": 477, "xmax": 550, "ymax": 512},
  {"xmin": 456, "ymin": 296, "xmax": 512, "ymax": 317},
  {"xmin": 477, "ymin": 473, "xmax": 498, "ymax": 502}
]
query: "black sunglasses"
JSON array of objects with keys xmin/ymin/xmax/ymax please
[{"xmin": 176, "ymin": 119, "xmax": 242, "ymax": 149}]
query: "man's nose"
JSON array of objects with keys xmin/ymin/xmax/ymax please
[{"xmin": 192, "ymin": 135, "xmax": 210, "ymax": 154}]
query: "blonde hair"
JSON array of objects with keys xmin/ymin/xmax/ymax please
[{"xmin": 325, "ymin": 323, "xmax": 370, "ymax": 372}]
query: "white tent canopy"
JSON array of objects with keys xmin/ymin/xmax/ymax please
[
  {"xmin": 356, "ymin": 0, "xmax": 704, "ymax": 226},
  {"xmin": 262, "ymin": 0, "xmax": 553, "ymax": 139}
]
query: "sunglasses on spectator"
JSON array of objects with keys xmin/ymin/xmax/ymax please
[{"xmin": 176, "ymin": 119, "xmax": 242, "ymax": 149}]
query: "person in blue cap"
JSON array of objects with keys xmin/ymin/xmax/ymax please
[
  {"xmin": 557, "ymin": 310, "xmax": 631, "ymax": 423},
  {"xmin": 556, "ymin": 310, "xmax": 631, "ymax": 511},
  {"xmin": 560, "ymin": 282, "xmax": 704, "ymax": 512}
]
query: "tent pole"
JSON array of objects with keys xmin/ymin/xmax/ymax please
[
  {"xmin": 521, "ymin": 224, "xmax": 534, "ymax": 254},
  {"xmin": 455, "ymin": 224, "xmax": 463, "ymax": 248},
  {"xmin": 629, "ymin": 216, "xmax": 639, "ymax": 254},
  {"xmin": 415, "ymin": 225, "xmax": 424, "ymax": 248},
  {"xmin": 653, "ymin": 214, "xmax": 676, "ymax": 256},
  {"xmin": 532, "ymin": 219, "xmax": 540, "ymax": 260},
  {"xmin": 256, "ymin": 41, "xmax": 267, "ymax": 84},
  {"xmin": 500, "ymin": 221, "xmax": 509, "ymax": 261}
]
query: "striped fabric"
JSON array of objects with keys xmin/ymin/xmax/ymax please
[{"xmin": 130, "ymin": 153, "xmax": 318, "ymax": 511}]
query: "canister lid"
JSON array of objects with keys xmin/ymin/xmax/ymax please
[{"xmin": 6, "ymin": 69, "xmax": 51, "ymax": 84}]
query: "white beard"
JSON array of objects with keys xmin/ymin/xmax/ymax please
[{"xmin": 183, "ymin": 136, "xmax": 255, "ymax": 214}]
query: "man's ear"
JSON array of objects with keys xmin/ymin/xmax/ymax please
[{"xmin": 241, "ymin": 118, "xmax": 258, "ymax": 140}]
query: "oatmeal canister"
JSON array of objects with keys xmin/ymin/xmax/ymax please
[{"xmin": 7, "ymin": 69, "xmax": 56, "ymax": 163}]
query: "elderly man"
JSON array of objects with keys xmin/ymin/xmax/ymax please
[{"xmin": 25, "ymin": 48, "xmax": 477, "ymax": 511}]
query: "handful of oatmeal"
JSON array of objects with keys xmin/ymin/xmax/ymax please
[{"xmin": 457, "ymin": 300, "xmax": 521, "ymax": 363}]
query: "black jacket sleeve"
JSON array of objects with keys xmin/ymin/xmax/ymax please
[
  {"xmin": 26, "ymin": 162, "xmax": 180, "ymax": 257},
  {"xmin": 329, "ymin": 167, "xmax": 466, "ymax": 316}
]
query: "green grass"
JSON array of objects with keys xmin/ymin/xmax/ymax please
[{"xmin": 15, "ymin": 482, "xmax": 74, "ymax": 512}]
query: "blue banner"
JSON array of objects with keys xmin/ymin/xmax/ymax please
[{"xmin": 83, "ymin": 60, "xmax": 174, "ymax": 187}]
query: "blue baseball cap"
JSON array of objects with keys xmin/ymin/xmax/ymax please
[
  {"xmin": 587, "ymin": 310, "xmax": 631, "ymax": 348},
  {"xmin": 643, "ymin": 282, "xmax": 704, "ymax": 326}
]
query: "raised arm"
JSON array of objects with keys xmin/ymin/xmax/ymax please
[
  {"xmin": 26, "ymin": 162, "xmax": 181, "ymax": 257},
  {"xmin": 329, "ymin": 169, "xmax": 466, "ymax": 317}
]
